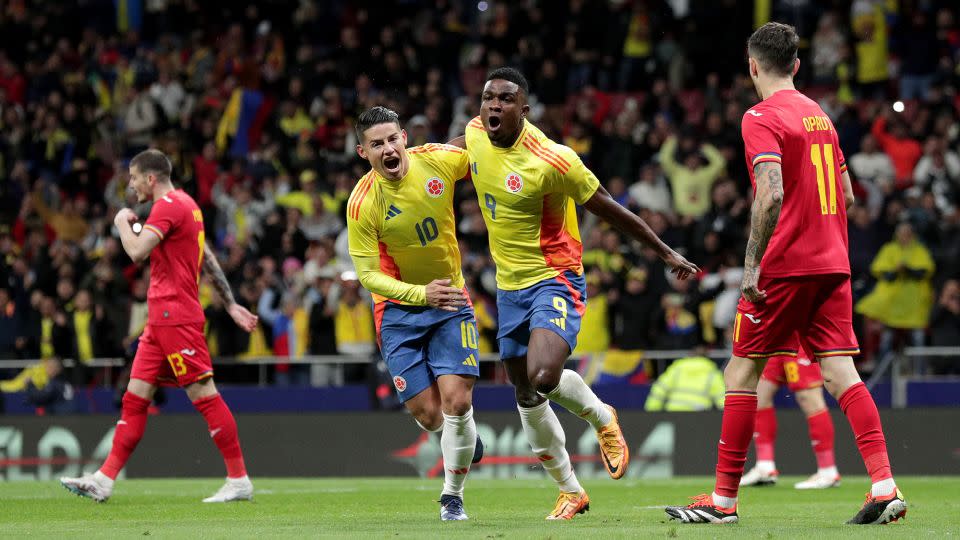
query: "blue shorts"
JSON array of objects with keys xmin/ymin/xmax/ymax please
[
  {"xmin": 496, "ymin": 271, "xmax": 587, "ymax": 359},
  {"xmin": 375, "ymin": 303, "xmax": 481, "ymax": 403}
]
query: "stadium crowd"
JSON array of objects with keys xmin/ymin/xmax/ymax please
[{"xmin": 2, "ymin": 0, "xmax": 960, "ymax": 402}]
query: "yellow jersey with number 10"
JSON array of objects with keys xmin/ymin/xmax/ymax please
[
  {"xmin": 347, "ymin": 143, "xmax": 469, "ymax": 304},
  {"xmin": 465, "ymin": 117, "xmax": 600, "ymax": 291}
]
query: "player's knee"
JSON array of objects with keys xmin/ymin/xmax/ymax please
[
  {"xmin": 795, "ymin": 389, "xmax": 823, "ymax": 412},
  {"xmin": 530, "ymin": 367, "xmax": 561, "ymax": 395},
  {"xmin": 441, "ymin": 394, "xmax": 473, "ymax": 417},
  {"xmin": 413, "ymin": 410, "xmax": 443, "ymax": 432},
  {"xmin": 723, "ymin": 361, "xmax": 758, "ymax": 391},
  {"xmin": 514, "ymin": 386, "xmax": 545, "ymax": 408}
]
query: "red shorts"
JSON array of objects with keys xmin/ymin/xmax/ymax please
[
  {"xmin": 732, "ymin": 274, "xmax": 860, "ymax": 360},
  {"xmin": 130, "ymin": 323, "xmax": 214, "ymax": 387},
  {"xmin": 761, "ymin": 354, "xmax": 824, "ymax": 391}
]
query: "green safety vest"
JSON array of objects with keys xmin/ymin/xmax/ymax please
[{"xmin": 644, "ymin": 356, "xmax": 725, "ymax": 412}]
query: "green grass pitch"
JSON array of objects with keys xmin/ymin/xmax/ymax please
[{"xmin": 2, "ymin": 476, "xmax": 958, "ymax": 538}]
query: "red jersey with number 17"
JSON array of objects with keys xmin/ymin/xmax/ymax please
[
  {"xmin": 741, "ymin": 89, "xmax": 850, "ymax": 278},
  {"xmin": 142, "ymin": 189, "xmax": 206, "ymax": 326}
]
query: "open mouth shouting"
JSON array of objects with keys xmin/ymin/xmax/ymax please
[
  {"xmin": 486, "ymin": 114, "xmax": 502, "ymax": 133},
  {"xmin": 383, "ymin": 155, "xmax": 402, "ymax": 175}
]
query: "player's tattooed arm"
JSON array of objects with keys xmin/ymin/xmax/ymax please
[
  {"xmin": 741, "ymin": 161, "xmax": 784, "ymax": 302},
  {"xmin": 202, "ymin": 243, "xmax": 236, "ymax": 306}
]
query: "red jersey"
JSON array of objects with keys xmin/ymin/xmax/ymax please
[
  {"xmin": 742, "ymin": 89, "xmax": 850, "ymax": 278},
  {"xmin": 142, "ymin": 189, "xmax": 206, "ymax": 326}
]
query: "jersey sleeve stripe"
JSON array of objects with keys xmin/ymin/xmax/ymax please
[
  {"xmin": 407, "ymin": 144, "xmax": 462, "ymax": 154},
  {"xmin": 346, "ymin": 176, "xmax": 365, "ymax": 220},
  {"xmin": 525, "ymin": 135, "xmax": 571, "ymax": 168},
  {"xmin": 751, "ymin": 152, "xmax": 783, "ymax": 165},
  {"xmin": 352, "ymin": 177, "xmax": 374, "ymax": 221},
  {"xmin": 522, "ymin": 138, "xmax": 569, "ymax": 174},
  {"xmin": 839, "ymin": 161, "xmax": 848, "ymax": 173},
  {"xmin": 812, "ymin": 347, "xmax": 860, "ymax": 358},
  {"xmin": 744, "ymin": 350, "xmax": 798, "ymax": 359},
  {"xmin": 348, "ymin": 175, "xmax": 374, "ymax": 221},
  {"xmin": 143, "ymin": 224, "xmax": 164, "ymax": 240}
]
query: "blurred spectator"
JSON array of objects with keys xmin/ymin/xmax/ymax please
[
  {"xmin": 610, "ymin": 267, "xmax": 659, "ymax": 350},
  {"xmin": 628, "ymin": 164, "xmax": 672, "ymax": 215},
  {"xmin": 333, "ymin": 272, "xmax": 374, "ymax": 356},
  {"xmin": 857, "ymin": 223, "xmax": 935, "ymax": 363},
  {"xmin": 658, "ymin": 134, "xmax": 726, "ymax": 220},
  {"xmin": 851, "ymin": 0, "xmax": 891, "ymax": 97},
  {"xmin": 258, "ymin": 287, "xmax": 310, "ymax": 386},
  {"xmin": 644, "ymin": 351, "xmax": 725, "ymax": 411},
  {"xmin": 0, "ymin": 287, "xmax": 21, "ymax": 359},
  {"xmin": 24, "ymin": 358, "xmax": 74, "ymax": 414},
  {"xmin": 929, "ymin": 280, "xmax": 960, "ymax": 374},
  {"xmin": 896, "ymin": 11, "xmax": 939, "ymax": 101},
  {"xmin": 811, "ymin": 12, "xmax": 845, "ymax": 84},
  {"xmin": 574, "ymin": 272, "xmax": 610, "ymax": 355},
  {"xmin": 913, "ymin": 136, "xmax": 960, "ymax": 216},
  {"xmin": 849, "ymin": 134, "xmax": 895, "ymax": 216},
  {"xmin": 871, "ymin": 110, "xmax": 922, "ymax": 188}
]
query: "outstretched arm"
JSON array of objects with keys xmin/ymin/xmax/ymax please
[
  {"xmin": 202, "ymin": 243, "xmax": 258, "ymax": 332},
  {"xmin": 740, "ymin": 162, "xmax": 784, "ymax": 303},
  {"xmin": 583, "ymin": 185, "xmax": 700, "ymax": 279}
]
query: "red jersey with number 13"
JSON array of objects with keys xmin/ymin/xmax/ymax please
[
  {"xmin": 741, "ymin": 89, "xmax": 850, "ymax": 278},
  {"xmin": 142, "ymin": 189, "xmax": 206, "ymax": 326}
]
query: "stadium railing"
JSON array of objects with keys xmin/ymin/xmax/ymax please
[{"xmin": 5, "ymin": 348, "xmax": 955, "ymax": 405}]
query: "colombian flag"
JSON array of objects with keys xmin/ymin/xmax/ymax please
[
  {"xmin": 578, "ymin": 350, "xmax": 649, "ymax": 385},
  {"xmin": 216, "ymin": 89, "xmax": 274, "ymax": 157},
  {"xmin": 115, "ymin": 0, "xmax": 143, "ymax": 33}
]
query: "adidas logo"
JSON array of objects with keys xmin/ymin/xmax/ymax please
[
  {"xmin": 385, "ymin": 204, "xmax": 402, "ymax": 220},
  {"xmin": 462, "ymin": 354, "xmax": 479, "ymax": 367},
  {"xmin": 550, "ymin": 317, "xmax": 566, "ymax": 330}
]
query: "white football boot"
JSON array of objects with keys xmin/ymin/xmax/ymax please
[
  {"xmin": 203, "ymin": 476, "xmax": 254, "ymax": 503},
  {"xmin": 60, "ymin": 471, "xmax": 114, "ymax": 502}
]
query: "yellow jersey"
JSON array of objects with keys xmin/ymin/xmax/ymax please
[
  {"xmin": 347, "ymin": 143, "xmax": 470, "ymax": 304},
  {"xmin": 465, "ymin": 117, "xmax": 600, "ymax": 290}
]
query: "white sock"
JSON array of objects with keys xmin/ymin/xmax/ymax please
[
  {"xmin": 818, "ymin": 466, "xmax": 839, "ymax": 478},
  {"xmin": 757, "ymin": 460, "xmax": 776, "ymax": 473},
  {"xmin": 712, "ymin": 492, "xmax": 737, "ymax": 508},
  {"xmin": 518, "ymin": 400, "xmax": 582, "ymax": 493},
  {"xmin": 415, "ymin": 417, "xmax": 443, "ymax": 433},
  {"xmin": 94, "ymin": 470, "xmax": 114, "ymax": 487},
  {"xmin": 542, "ymin": 369, "xmax": 613, "ymax": 430},
  {"xmin": 440, "ymin": 408, "xmax": 476, "ymax": 498},
  {"xmin": 871, "ymin": 477, "xmax": 896, "ymax": 497}
]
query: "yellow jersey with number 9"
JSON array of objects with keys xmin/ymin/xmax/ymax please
[
  {"xmin": 465, "ymin": 117, "xmax": 600, "ymax": 291},
  {"xmin": 347, "ymin": 144, "xmax": 469, "ymax": 303}
]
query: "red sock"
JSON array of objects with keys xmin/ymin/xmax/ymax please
[
  {"xmin": 838, "ymin": 382, "xmax": 891, "ymax": 482},
  {"xmin": 714, "ymin": 392, "xmax": 758, "ymax": 499},
  {"xmin": 806, "ymin": 409, "xmax": 836, "ymax": 469},
  {"xmin": 754, "ymin": 407, "xmax": 777, "ymax": 462},
  {"xmin": 100, "ymin": 392, "xmax": 151, "ymax": 479},
  {"xmin": 193, "ymin": 394, "xmax": 247, "ymax": 478}
]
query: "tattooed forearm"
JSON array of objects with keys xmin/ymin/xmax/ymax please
[
  {"xmin": 202, "ymin": 244, "xmax": 236, "ymax": 306},
  {"xmin": 744, "ymin": 162, "xmax": 784, "ymax": 273}
]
